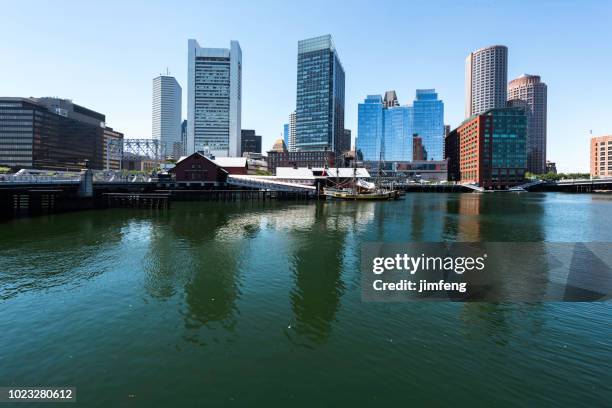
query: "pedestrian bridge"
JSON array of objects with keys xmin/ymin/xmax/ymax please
[
  {"xmin": 509, "ymin": 179, "xmax": 547, "ymax": 191},
  {"xmin": 0, "ymin": 169, "xmax": 153, "ymax": 185},
  {"xmin": 227, "ymin": 175, "xmax": 316, "ymax": 193},
  {"xmin": 460, "ymin": 183, "xmax": 485, "ymax": 192}
]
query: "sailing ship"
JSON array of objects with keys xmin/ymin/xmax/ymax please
[{"xmin": 323, "ymin": 165, "xmax": 401, "ymax": 200}]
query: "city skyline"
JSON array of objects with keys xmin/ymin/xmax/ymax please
[{"xmin": 1, "ymin": 0, "xmax": 611, "ymax": 172}]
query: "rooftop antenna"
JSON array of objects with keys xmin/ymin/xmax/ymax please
[{"xmin": 166, "ymin": 67, "xmax": 170, "ymax": 76}]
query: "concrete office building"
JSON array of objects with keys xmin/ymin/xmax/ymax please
[
  {"xmin": 288, "ymin": 111, "xmax": 296, "ymax": 152},
  {"xmin": 103, "ymin": 127, "xmax": 124, "ymax": 170},
  {"xmin": 590, "ymin": 135, "xmax": 612, "ymax": 178},
  {"xmin": 508, "ymin": 74, "xmax": 548, "ymax": 174},
  {"xmin": 0, "ymin": 97, "xmax": 119, "ymax": 170},
  {"xmin": 465, "ymin": 45, "xmax": 508, "ymax": 118},
  {"xmin": 283, "ymin": 111, "xmax": 297, "ymax": 153},
  {"xmin": 152, "ymin": 75, "xmax": 182, "ymax": 158},
  {"xmin": 187, "ymin": 39, "xmax": 242, "ymax": 157}
]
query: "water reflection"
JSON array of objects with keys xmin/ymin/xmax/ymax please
[
  {"xmin": 459, "ymin": 303, "xmax": 545, "ymax": 346},
  {"xmin": 139, "ymin": 202, "xmax": 375, "ymax": 345},
  {"xmin": 286, "ymin": 205, "xmax": 347, "ymax": 346},
  {"xmin": 442, "ymin": 193, "xmax": 547, "ymax": 242},
  {"xmin": 0, "ymin": 212, "xmax": 130, "ymax": 300},
  {"xmin": 143, "ymin": 206, "xmax": 245, "ymax": 335}
]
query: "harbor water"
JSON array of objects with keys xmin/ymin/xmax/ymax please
[{"xmin": 1, "ymin": 193, "xmax": 611, "ymax": 406}]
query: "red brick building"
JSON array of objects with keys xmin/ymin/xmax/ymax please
[
  {"xmin": 171, "ymin": 152, "xmax": 229, "ymax": 184},
  {"xmin": 590, "ymin": 135, "xmax": 612, "ymax": 178},
  {"xmin": 445, "ymin": 107, "xmax": 527, "ymax": 189},
  {"xmin": 412, "ymin": 135, "xmax": 426, "ymax": 161}
]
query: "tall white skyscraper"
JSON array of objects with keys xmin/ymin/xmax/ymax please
[
  {"xmin": 465, "ymin": 45, "xmax": 508, "ymax": 118},
  {"xmin": 288, "ymin": 111, "xmax": 296, "ymax": 152},
  {"xmin": 187, "ymin": 39, "xmax": 242, "ymax": 157},
  {"xmin": 152, "ymin": 75, "xmax": 182, "ymax": 156}
]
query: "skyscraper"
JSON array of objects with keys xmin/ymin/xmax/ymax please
[
  {"xmin": 152, "ymin": 75, "xmax": 182, "ymax": 157},
  {"xmin": 356, "ymin": 95, "xmax": 384, "ymax": 161},
  {"xmin": 181, "ymin": 120, "xmax": 187, "ymax": 155},
  {"xmin": 295, "ymin": 35, "xmax": 345, "ymax": 152},
  {"xmin": 465, "ymin": 45, "xmax": 508, "ymax": 118},
  {"xmin": 412, "ymin": 89, "xmax": 444, "ymax": 160},
  {"xmin": 187, "ymin": 39, "xmax": 242, "ymax": 157},
  {"xmin": 356, "ymin": 90, "xmax": 444, "ymax": 162},
  {"xmin": 288, "ymin": 111, "xmax": 296, "ymax": 152},
  {"xmin": 508, "ymin": 74, "xmax": 548, "ymax": 174},
  {"xmin": 383, "ymin": 105, "xmax": 412, "ymax": 161},
  {"xmin": 283, "ymin": 123, "xmax": 289, "ymax": 149}
]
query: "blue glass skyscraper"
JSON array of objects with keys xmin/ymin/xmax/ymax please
[
  {"xmin": 383, "ymin": 106, "xmax": 413, "ymax": 161},
  {"xmin": 357, "ymin": 95, "xmax": 383, "ymax": 161},
  {"xmin": 356, "ymin": 89, "xmax": 444, "ymax": 162},
  {"xmin": 295, "ymin": 35, "xmax": 345, "ymax": 152},
  {"xmin": 283, "ymin": 123, "xmax": 289, "ymax": 147},
  {"xmin": 413, "ymin": 89, "xmax": 444, "ymax": 160}
]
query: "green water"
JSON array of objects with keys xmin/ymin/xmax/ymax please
[{"xmin": 0, "ymin": 193, "xmax": 610, "ymax": 407}]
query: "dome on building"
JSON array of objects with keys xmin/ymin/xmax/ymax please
[{"xmin": 271, "ymin": 138, "xmax": 288, "ymax": 152}]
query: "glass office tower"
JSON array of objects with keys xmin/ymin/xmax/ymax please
[
  {"xmin": 356, "ymin": 90, "xmax": 443, "ymax": 162},
  {"xmin": 295, "ymin": 35, "xmax": 345, "ymax": 152},
  {"xmin": 356, "ymin": 95, "xmax": 383, "ymax": 161},
  {"xmin": 283, "ymin": 123, "xmax": 289, "ymax": 148},
  {"xmin": 412, "ymin": 89, "xmax": 444, "ymax": 160},
  {"xmin": 383, "ymin": 106, "xmax": 412, "ymax": 161}
]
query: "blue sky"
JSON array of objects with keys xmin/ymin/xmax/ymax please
[{"xmin": 1, "ymin": 0, "xmax": 611, "ymax": 172}]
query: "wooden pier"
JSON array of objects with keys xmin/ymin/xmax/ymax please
[
  {"xmin": 103, "ymin": 193, "xmax": 170, "ymax": 209},
  {"xmin": 157, "ymin": 189, "xmax": 313, "ymax": 202}
]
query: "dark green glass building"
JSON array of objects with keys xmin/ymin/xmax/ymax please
[{"xmin": 295, "ymin": 35, "xmax": 345, "ymax": 153}]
